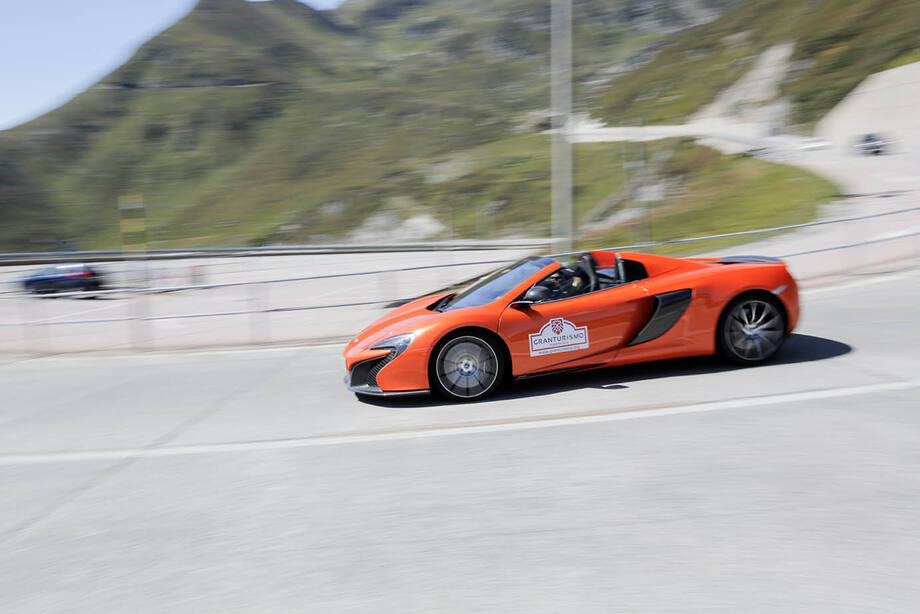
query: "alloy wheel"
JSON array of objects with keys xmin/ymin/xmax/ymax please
[
  {"xmin": 435, "ymin": 335, "xmax": 500, "ymax": 400},
  {"xmin": 724, "ymin": 298, "xmax": 785, "ymax": 362}
]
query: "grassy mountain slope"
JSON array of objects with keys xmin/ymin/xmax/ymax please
[
  {"xmin": 2, "ymin": 0, "xmax": 380, "ymax": 249},
  {"xmin": 5, "ymin": 0, "xmax": 718, "ymax": 250},
  {"xmin": 594, "ymin": 0, "xmax": 920, "ymax": 126},
  {"xmin": 578, "ymin": 139, "xmax": 838, "ymax": 253},
  {"xmin": 0, "ymin": 0, "xmax": 839, "ymax": 253}
]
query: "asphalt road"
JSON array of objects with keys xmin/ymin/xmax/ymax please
[{"xmin": 1, "ymin": 267, "xmax": 918, "ymax": 612}]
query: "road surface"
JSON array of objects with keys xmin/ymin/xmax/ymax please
[{"xmin": 1, "ymin": 267, "xmax": 918, "ymax": 612}]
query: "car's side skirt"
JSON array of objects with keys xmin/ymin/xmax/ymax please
[{"xmin": 514, "ymin": 364, "xmax": 606, "ymax": 381}]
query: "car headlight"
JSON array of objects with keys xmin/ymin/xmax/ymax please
[{"xmin": 369, "ymin": 333, "xmax": 415, "ymax": 357}]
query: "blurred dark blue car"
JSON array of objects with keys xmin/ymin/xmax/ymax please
[
  {"xmin": 857, "ymin": 133, "xmax": 887, "ymax": 155},
  {"xmin": 22, "ymin": 263, "xmax": 104, "ymax": 295}
]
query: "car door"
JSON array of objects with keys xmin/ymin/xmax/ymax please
[
  {"xmin": 35, "ymin": 267, "xmax": 57, "ymax": 292},
  {"xmin": 498, "ymin": 282, "xmax": 652, "ymax": 376}
]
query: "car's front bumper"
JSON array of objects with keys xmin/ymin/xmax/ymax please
[
  {"xmin": 344, "ymin": 352, "xmax": 429, "ymax": 397},
  {"xmin": 345, "ymin": 382, "xmax": 430, "ymax": 397},
  {"xmin": 344, "ymin": 326, "xmax": 435, "ymax": 394}
]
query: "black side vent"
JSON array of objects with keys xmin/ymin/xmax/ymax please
[
  {"xmin": 628, "ymin": 289, "xmax": 692, "ymax": 346},
  {"xmin": 350, "ymin": 354, "xmax": 391, "ymax": 388}
]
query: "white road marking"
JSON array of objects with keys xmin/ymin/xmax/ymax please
[
  {"xmin": 125, "ymin": 342, "xmax": 347, "ymax": 357},
  {"xmin": 1, "ymin": 378, "xmax": 917, "ymax": 466},
  {"xmin": 879, "ymin": 174, "xmax": 916, "ymax": 184},
  {"xmin": 30, "ymin": 299, "xmax": 127, "ymax": 323},
  {"xmin": 802, "ymin": 271, "xmax": 915, "ymax": 296},
  {"xmin": 0, "ymin": 342, "xmax": 346, "ymax": 365},
  {"xmin": 872, "ymin": 226, "xmax": 920, "ymax": 241}
]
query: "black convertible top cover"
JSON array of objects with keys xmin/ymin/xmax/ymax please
[{"xmin": 718, "ymin": 255, "xmax": 782, "ymax": 264}]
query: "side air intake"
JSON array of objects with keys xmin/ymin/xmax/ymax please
[{"xmin": 628, "ymin": 289, "xmax": 692, "ymax": 346}]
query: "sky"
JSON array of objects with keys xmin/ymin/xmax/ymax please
[{"xmin": 0, "ymin": 0, "xmax": 346, "ymax": 130}]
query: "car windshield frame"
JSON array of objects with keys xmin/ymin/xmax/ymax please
[{"xmin": 436, "ymin": 257, "xmax": 556, "ymax": 311}]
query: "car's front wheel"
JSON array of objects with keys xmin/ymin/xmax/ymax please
[
  {"xmin": 718, "ymin": 295, "xmax": 787, "ymax": 365},
  {"xmin": 430, "ymin": 333, "xmax": 505, "ymax": 401}
]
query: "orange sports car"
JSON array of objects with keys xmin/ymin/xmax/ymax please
[{"xmin": 344, "ymin": 250, "xmax": 799, "ymax": 401}]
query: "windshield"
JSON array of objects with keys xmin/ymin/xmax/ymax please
[{"xmin": 438, "ymin": 257, "xmax": 555, "ymax": 311}]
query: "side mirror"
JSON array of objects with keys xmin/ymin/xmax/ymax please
[
  {"xmin": 523, "ymin": 286, "xmax": 551, "ymax": 302},
  {"xmin": 511, "ymin": 285, "xmax": 551, "ymax": 309}
]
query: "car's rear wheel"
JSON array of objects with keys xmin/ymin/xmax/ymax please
[
  {"xmin": 718, "ymin": 295, "xmax": 786, "ymax": 365},
  {"xmin": 430, "ymin": 333, "xmax": 504, "ymax": 401}
]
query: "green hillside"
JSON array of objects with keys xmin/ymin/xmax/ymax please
[
  {"xmin": 0, "ymin": 0, "xmax": 841, "ymax": 252},
  {"xmin": 594, "ymin": 0, "xmax": 920, "ymax": 126},
  {"xmin": 3, "ymin": 0, "xmax": 728, "ymax": 250}
]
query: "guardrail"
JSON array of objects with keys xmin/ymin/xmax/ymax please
[
  {"xmin": 3, "ymin": 204, "xmax": 919, "ymax": 308},
  {"xmin": 1, "ymin": 205, "xmax": 918, "ymax": 354},
  {"xmin": 4, "ymin": 204, "xmax": 917, "ymax": 296},
  {"xmin": 0, "ymin": 239, "xmax": 555, "ymax": 266},
  {"xmin": 0, "ymin": 258, "xmax": 517, "ymax": 300},
  {"xmin": 0, "ymin": 253, "xmax": 535, "ymax": 352}
]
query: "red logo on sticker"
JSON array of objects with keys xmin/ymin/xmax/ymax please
[{"xmin": 551, "ymin": 318, "xmax": 564, "ymax": 335}]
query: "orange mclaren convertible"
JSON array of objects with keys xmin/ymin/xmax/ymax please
[{"xmin": 344, "ymin": 251, "xmax": 799, "ymax": 401}]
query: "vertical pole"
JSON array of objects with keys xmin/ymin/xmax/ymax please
[
  {"xmin": 128, "ymin": 263, "xmax": 148, "ymax": 352},
  {"xmin": 641, "ymin": 130, "xmax": 653, "ymax": 248},
  {"xmin": 378, "ymin": 271, "xmax": 386, "ymax": 304},
  {"xmin": 18, "ymin": 293, "xmax": 30, "ymax": 355},
  {"xmin": 248, "ymin": 281, "xmax": 261, "ymax": 345},
  {"xmin": 248, "ymin": 277, "xmax": 269, "ymax": 345},
  {"xmin": 621, "ymin": 137, "xmax": 629, "ymax": 186},
  {"xmin": 262, "ymin": 281, "xmax": 271, "ymax": 343},
  {"xmin": 625, "ymin": 121, "xmax": 634, "ymax": 247},
  {"xmin": 119, "ymin": 195, "xmax": 149, "ymax": 351},
  {"xmin": 378, "ymin": 269, "xmax": 399, "ymax": 305},
  {"xmin": 551, "ymin": 0, "xmax": 573, "ymax": 253},
  {"xmin": 141, "ymin": 259, "xmax": 151, "ymax": 350},
  {"xmin": 38, "ymin": 295, "xmax": 50, "ymax": 355},
  {"xmin": 22, "ymin": 294, "xmax": 50, "ymax": 356}
]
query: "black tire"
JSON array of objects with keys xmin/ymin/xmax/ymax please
[
  {"xmin": 429, "ymin": 332, "xmax": 505, "ymax": 401},
  {"xmin": 717, "ymin": 294, "xmax": 787, "ymax": 365}
]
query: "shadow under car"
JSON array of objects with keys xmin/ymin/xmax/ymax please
[{"xmin": 355, "ymin": 333, "xmax": 852, "ymax": 408}]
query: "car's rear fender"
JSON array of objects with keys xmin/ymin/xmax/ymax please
[{"xmin": 619, "ymin": 262, "xmax": 797, "ymax": 361}]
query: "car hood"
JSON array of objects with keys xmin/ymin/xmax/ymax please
[{"xmin": 347, "ymin": 293, "xmax": 451, "ymax": 351}]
